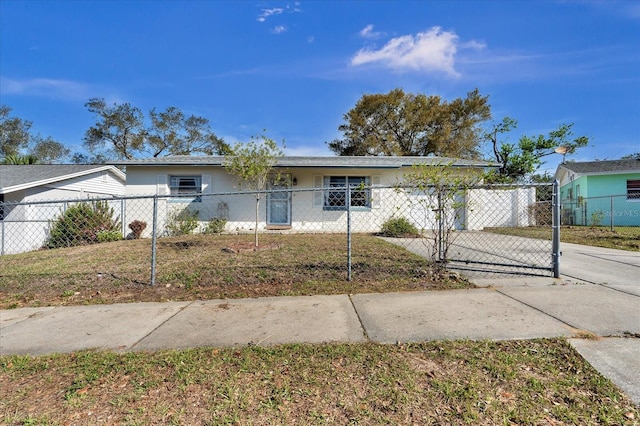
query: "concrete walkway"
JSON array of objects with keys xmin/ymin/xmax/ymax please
[{"xmin": 1, "ymin": 242, "xmax": 639, "ymax": 405}]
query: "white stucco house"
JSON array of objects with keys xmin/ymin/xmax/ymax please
[
  {"xmin": 114, "ymin": 156, "xmax": 506, "ymax": 237},
  {"xmin": 0, "ymin": 165, "xmax": 126, "ymax": 254}
]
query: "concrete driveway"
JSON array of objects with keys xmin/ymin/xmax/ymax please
[
  {"xmin": 382, "ymin": 231, "xmax": 553, "ymax": 277},
  {"xmin": 559, "ymin": 241, "xmax": 640, "ymax": 296}
]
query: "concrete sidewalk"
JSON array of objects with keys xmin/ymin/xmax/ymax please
[{"xmin": 0, "ymin": 288, "xmax": 575, "ymax": 356}]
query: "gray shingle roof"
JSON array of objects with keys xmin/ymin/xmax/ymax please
[
  {"xmin": 559, "ymin": 159, "xmax": 640, "ymax": 174},
  {"xmin": 0, "ymin": 165, "xmax": 124, "ymax": 193},
  {"xmin": 112, "ymin": 155, "xmax": 494, "ymax": 168}
]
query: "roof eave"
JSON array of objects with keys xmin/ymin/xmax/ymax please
[{"xmin": 0, "ymin": 165, "xmax": 125, "ymax": 195}]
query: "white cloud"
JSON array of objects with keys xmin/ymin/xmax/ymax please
[
  {"xmin": 351, "ymin": 26, "xmax": 483, "ymax": 77},
  {"xmin": 257, "ymin": 8, "xmax": 284, "ymax": 22},
  {"xmin": 359, "ymin": 24, "xmax": 384, "ymax": 39},
  {"xmin": 0, "ymin": 77, "xmax": 91, "ymax": 100},
  {"xmin": 272, "ymin": 25, "xmax": 287, "ymax": 34},
  {"xmin": 461, "ymin": 40, "xmax": 487, "ymax": 50}
]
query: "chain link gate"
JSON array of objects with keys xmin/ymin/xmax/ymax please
[
  {"xmin": 372, "ymin": 181, "xmax": 560, "ymax": 278},
  {"xmin": 432, "ymin": 181, "xmax": 560, "ymax": 277}
]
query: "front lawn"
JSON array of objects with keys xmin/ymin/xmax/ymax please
[
  {"xmin": 1, "ymin": 339, "xmax": 637, "ymax": 425},
  {"xmin": 0, "ymin": 233, "xmax": 469, "ymax": 309}
]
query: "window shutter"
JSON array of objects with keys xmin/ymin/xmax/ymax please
[
  {"xmin": 313, "ymin": 175, "xmax": 323, "ymax": 207},
  {"xmin": 157, "ymin": 175, "xmax": 168, "ymax": 195},
  {"xmin": 371, "ymin": 175, "xmax": 381, "ymax": 208},
  {"xmin": 202, "ymin": 175, "xmax": 211, "ymax": 194}
]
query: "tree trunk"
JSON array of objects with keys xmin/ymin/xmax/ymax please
[{"xmin": 254, "ymin": 197, "xmax": 260, "ymax": 247}]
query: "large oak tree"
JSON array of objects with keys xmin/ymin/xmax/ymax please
[
  {"xmin": 83, "ymin": 99, "xmax": 229, "ymax": 161},
  {"xmin": 83, "ymin": 99, "xmax": 145, "ymax": 161},
  {"xmin": 0, "ymin": 105, "xmax": 69, "ymax": 164},
  {"xmin": 328, "ymin": 88, "xmax": 491, "ymax": 159}
]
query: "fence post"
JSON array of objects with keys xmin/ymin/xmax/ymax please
[
  {"xmin": 121, "ymin": 199, "xmax": 126, "ymax": 238},
  {"xmin": 610, "ymin": 195, "xmax": 614, "ymax": 231},
  {"xmin": 437, "ymin": 190, "xmax": 444, "ymax": 262},
  {"xmin": 346, "ymin": 185, "xmax": 352, "ymax": 281},
  {"xmin": 552, "ymin": 180, "xmax": 561, "ymax": 278},
  {"xmin": 1, "ymin": 220, "xmax": 4, "ymax": 256},
  {"xmin": 150, "ymin": 195, "xmax": 159, "ymax": 286}
]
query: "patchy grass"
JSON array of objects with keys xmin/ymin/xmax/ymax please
[
  {"xmin": 1, "ymin": 339, "xmax": 637, "ymax": 425},
  {"xmin": 484, "ymin": 226, "xmax": 640, "ymax": 252},
  {"xmin": 0, "ymin": 234, "xmax": 470, "ymax": 309}
]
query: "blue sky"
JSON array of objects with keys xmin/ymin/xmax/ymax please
[{"xmin": 1, "ymin": 0, "xmax": 638, "ymax": 174}]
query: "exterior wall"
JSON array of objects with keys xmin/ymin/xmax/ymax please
[
  {"xmin": 32, "ymin": 170, "xmax": 125, "ymax": 199},
  {"xmin": 466, "ymin": 187, "xmax": 536, "ymax": 230},
  {"xmin": 560, "ymin": 172, "xmax": 640, "ymax": 226},
  {"xmin": 123, "ymin": 166, "xmax": 408, "ymax": 235},
  {"xmin": 124, "ymin": 166, "xmax": 237, "ymax": 237},
  {"xmin": 585, "ymin": 173, "xmax": 639, "ymax": 198},
  {"xmin": 1, "ymin": 170, "xmax": 126, "ymax": 255},
  {"xmin": 561, "ymin": 175, "xmax": 587, "ymax": 225},
  {"xmin": 123, "ymin": 165, "xmax": 536, "ymax": 236}
]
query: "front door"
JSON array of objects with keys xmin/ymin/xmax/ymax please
[{"xmin": 267, "ymin": 174, "xmax": 291, "ymax": 226}]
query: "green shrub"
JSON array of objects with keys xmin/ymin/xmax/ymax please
[
  {"xmin": 45, "ymin": 201, "xmax": 121, "ymax": 249},
  {"xmin": 203, "ymin": 217, "xmax": 227, "ymax": 235},
  {"xmin": 590, "ymin": 210, "xmax": 605, "ymax": 227},
  {"xmin": 97, "ymin": 230, "xmax": 123, "ymax": 243},
  {"xmin": 380, "ymin": 217, "xmax": 420, "ymax": 237},
  {"xmin": 166, "ymin": 209, "xmax": 200, "ymax": 236}
]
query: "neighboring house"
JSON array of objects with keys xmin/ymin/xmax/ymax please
[
  {"xmin": 0, "ymin": 165, "xmax": 126, "ymax": 254},
  {"xmin": 115, "ymin": 156, "xmax": 536, "ymax": 236},
  {"xmin": 555, "ymin": 159, "xmax": 640, "ymax": 226}
]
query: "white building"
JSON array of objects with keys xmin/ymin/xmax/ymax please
[{"xmin": 0, "ymin": 165, "xmax": 126, "ymax": 254}]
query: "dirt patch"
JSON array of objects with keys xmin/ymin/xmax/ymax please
[
  {"xmin": 160, "ymin": 240, "xmax": 206, "ymax": 249},
  {"xmin": 222, "ymin": 242, "xmax": 281, "ymax": 253}
]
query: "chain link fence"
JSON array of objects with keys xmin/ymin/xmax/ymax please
[
  {"xmin": 1, "ymin": 182, "xmax": 561, "ymax": 284},
  {"xmin": 561, "ymin": 194, "xmax": 640, "ymax": 228}
]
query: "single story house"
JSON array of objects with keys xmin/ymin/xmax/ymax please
[
  {"xmin": 555, "ymin": 159, "xmax": 640, "ymax": 226},
  {"xmin": 0, "ymin": 164, "xmax": 126, "ymax": 254},
  {"xmin": 115, "ymin": 156, "xmax": 538, "ymax": 236}
]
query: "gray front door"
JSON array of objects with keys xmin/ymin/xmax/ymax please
[{"xmin": 267, "ymin": 174, "xmax": 291, "ymax": 226}]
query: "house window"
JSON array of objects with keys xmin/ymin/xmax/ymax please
[
  {"xmin": 324, "ymin": 176, "xmax": 371, "ymax": 210},
  {"xmin": 627, "ymin": 179, "xmax": 640, "ymax": 200},
  {"xmin": 169, "ymin": 176, "xmax": 202, "ymax": 201}
]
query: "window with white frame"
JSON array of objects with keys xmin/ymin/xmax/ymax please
[
  {"xmin": 169, "ymin": 176, "xmax": 202, "ymax": 201},
  {"xmin": 627, "ymin": 179, "xmax": 640, "ymax": 200},
  {"xmin": 323, "ymin": 176, "xmax": 371, "ymax": 210}
]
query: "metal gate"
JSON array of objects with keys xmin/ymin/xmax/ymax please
[{"xmin": 442, "ymin": 182, "xmax": 560, "ymax": 277}]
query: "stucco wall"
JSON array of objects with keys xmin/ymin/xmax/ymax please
[{"xmin": 122, "ymin": 165, "xmax": 537, "ymax": 236}]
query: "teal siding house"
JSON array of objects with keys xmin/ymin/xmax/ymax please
[{"xmin": 555, "ymin": 159, "xmax": 640, "ymax": 227}]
